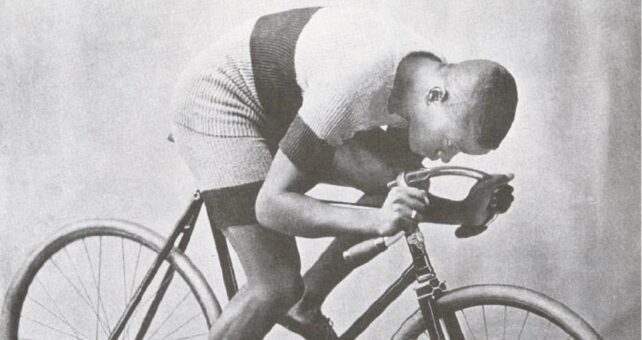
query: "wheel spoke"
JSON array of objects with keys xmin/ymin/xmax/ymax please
[
  {"xmin": 124, "ymin": 263, "xmax": 175, "ymax": 337},
  {"xmin": 38, "ymin": 267, "xmax": 110, "ymax": 337},
  {"xmin": 23, "ymin": 314, "xmax": 84, "ymax": 339},
  {"xmin": 11, "ymin": 224, "xmax": 210, "ymax": 340},
  {"xmin": 121, "ymin": 238, "xmax": 132, "ymax": 340},
  {"xmin": 122, "ymin": 238, "xmax": 129, "ymax": 307},
  {"xmin": 543, "ymin": 320, "xmax": 552, "ymax": 340},
  {"xmin": 129, "ymin": 243, "xmax": 143, "ymax": 300},
  {"xmin": 516, "ymin": 310, "xmax": 529, "ymax": 340},
  {"xmin": 27, "ymin": 296, "xmax": 85, "ymax": 339},
  {"xmin": 174, "ymin": 332, "xmax": 209, "ymax": 340},
  {"xmin": 95, "ymin": 237, "xmax": 102, "ymax": 340},
  {"xmin": 125, "ymin": 243, "xmax": 143, "ymax": 339},
  {"xmin": 502, "ymin": 306, "xmax": 506, "ymax": 340},
  {"xmin": 157, "ymin": 312, "xmax": 202, "ymax": 340},
  {"xmin": 147, "ymin": 290, "xmax": 192, "ymax": 339},
  {"xmin": 460, "ymin": 309, "xmax": 477, "ymax": 340},
  {"xmin": 81, "ymin": 238, "xmax": 113, "ymax": 335},
  {"xmin": 63, "ymin": 247, "xmax": 96, "ymax": 307},
  {"xmin": 481, "ymin": 305, "xmax": 488, "ymax": 340},
  {"xmin": 123, "ymin": 243, "xmax": 145, "ymax": 338},
  {"xmin": 393, "ymin": 286, "xmax": 599, "ymax": 340},
  {"xmin": 141, "ymin": 268, "xmax": 178, "ymax": 307}
]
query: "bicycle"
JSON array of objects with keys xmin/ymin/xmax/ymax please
[{"xmin": 1, "ymin": 166, "xmax": 603, "ymax": 339}]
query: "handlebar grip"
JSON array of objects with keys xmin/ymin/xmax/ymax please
[{"xmin": 343, "ymin": 238, "xmax": 388, "ymax": 267}]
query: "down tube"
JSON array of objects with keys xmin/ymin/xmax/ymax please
[{"xmin": 340, "ymin": 264, "xmax": 416, "ymax": 340}]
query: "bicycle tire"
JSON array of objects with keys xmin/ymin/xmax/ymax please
[
  {"xmin": 392, "ymin": 284, "xmax": 602, "ymax": 340},
  {"xmin": 1, "ymin": 219, "xmax": 221, "ymax": 339}
]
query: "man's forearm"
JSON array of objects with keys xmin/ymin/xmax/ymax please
[{"xmin": 256, "ymin": 191, "xmax": 379, "ymax": 238}]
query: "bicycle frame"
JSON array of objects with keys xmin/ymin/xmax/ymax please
[
  {"xmin": 106, "ymin": 192, "xmax": 460, "ymax": 340},
  {"xmin": 109, "ymin": 167, "xmax": 494, "ymax": 339},
  {"xmin": 5, "ymin": 165, "xmax": 604, "ymax": 340}
]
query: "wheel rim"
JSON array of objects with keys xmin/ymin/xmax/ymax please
[
  {"xmin": 436, "ymin": 285, "xmax": 600, "ymax": 339},
  {"xmin": 395, "ymin": 285, "xmax": 601, "ymax": 340},
  {"xmin": 436, "ymin": 304, "xmax": 576, "ymax": 340},
  {"xmin": 1, "ymin": 219, "xmax": 220, "ymax": 340}
]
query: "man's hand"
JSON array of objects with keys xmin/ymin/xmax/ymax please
[
  {"xmin": 372, "ymin": 186, "xmax": 429, "ymax": 236},
  {"xmin": 462, "ymin": 174, "xmax": 514, "ymax": 226}
]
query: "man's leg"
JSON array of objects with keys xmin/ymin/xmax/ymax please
[
  {"xmin": 208, "ymin": 224, "xmax": 304, "ymax": 340},
  {"xmin": 288, "ymin": 128, "xmax": 422, "ymax": 325}
]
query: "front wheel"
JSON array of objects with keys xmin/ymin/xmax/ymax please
[{"xmin": 392, "ymin": 284, "xmax": 602, "ymax": 340}]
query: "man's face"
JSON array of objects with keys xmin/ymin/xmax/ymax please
[{"xmin": 407, "ymin": 99, "xmax": 491, "ymax": 163}]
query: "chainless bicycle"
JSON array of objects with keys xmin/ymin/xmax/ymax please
[{"xmin": 1, "ymin": 166, "xmax": 603, "ymax": 339}]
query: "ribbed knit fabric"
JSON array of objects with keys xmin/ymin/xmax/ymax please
[
  {"xmin": 171, "ymin": 124, "xmax": 273, "ymax": 189},
  {"xmin": 171, "ymin": 18, "xmax": 263, "ymax": 138},
  {"xmin": 171, "ymin": 7, "xmax": 441, "ymax": 146},
  {"xmin": 279, "ymin": 116, "xmax": 334, "ymax": 175},
  {"xmin": 170, "ymin": 7, "xmax": 443, "ymax": 227},
  {"xmin": 291, "ymin": 8, "xmax": 440, "ymax": 145}
]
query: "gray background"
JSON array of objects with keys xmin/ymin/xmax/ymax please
[{"xmin": 1, "ymin": 0, "xmax": 640, "ymax": 338}]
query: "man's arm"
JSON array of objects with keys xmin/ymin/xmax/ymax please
[
  {"xmin": 334, "ymin": 127, "xmax": 512, "ymax": 226},
  {"xmin": 339, "ymin": 127, "xmax": 469, "ymax": 225},
  {"xmin": 255, "ymin": 150, "xmax": 426, "ymax": 238}
]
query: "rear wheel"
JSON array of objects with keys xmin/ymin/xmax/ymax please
[
  {"xmin": 393, "ymin": 284, "xmax": 602, "ymax": 340},
  {"xmin": 1, "ymin": 219, "xmax": 221, "ymax": 339}
]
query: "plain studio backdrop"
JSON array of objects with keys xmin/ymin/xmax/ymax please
[{"xmin": 0, "ymin": 0, "xmax": 640, "ymax": 339}]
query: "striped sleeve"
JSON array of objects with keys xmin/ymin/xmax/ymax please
[
  {"xmin": 278, "ymin": 81, "xmax": 356, "ymax": 176},
  {"xmin": 279, "ymin": 115, "xmax": 335, "ymax": 175}
]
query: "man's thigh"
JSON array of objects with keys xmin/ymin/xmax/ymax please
[
  {"xmin": 221, "ymin": 224, "xmax": 302, "ymax": 282},
  {"xmin": 323, "ymin": 128, "xmax": 423, "ymax": 194}
]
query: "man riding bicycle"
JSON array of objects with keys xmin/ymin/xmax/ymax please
[{"xmin": 171, "ymin": 6, "xmax": 517, "ymax": 340}]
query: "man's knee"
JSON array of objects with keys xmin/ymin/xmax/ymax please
[{"xmin": 249, "ymin": 273, "xmax": 304, "ymax": 310}]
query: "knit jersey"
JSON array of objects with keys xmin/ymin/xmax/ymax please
[{"xmin": 172, "ymin": 6, "xmax": 441, "ymax": 175}]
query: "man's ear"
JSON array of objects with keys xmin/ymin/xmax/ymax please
[{"xmin": 424, "ymin": 86, "xmax": 448, "ymax": 105}]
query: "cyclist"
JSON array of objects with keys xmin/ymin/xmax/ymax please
[{"xmin": 171, "ymin": 6, "xmax": 517, "ymax": 340}]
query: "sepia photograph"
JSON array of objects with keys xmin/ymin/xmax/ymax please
[{"xmin": 0, "ymin": 1, "xmax": 639, "ymax": 339}]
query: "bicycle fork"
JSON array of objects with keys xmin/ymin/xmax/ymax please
[{"xmin": 405, "ymin": 230, "xmax": 464, "ymax": 340}]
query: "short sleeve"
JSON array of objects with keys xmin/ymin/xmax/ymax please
[
  {"xmin": 278, "ymin": 81, "xmax": 356, "ymax": 176},
  {"xmin": 279, "ymin": 115, "xmax": 335, "ymax": 176}
]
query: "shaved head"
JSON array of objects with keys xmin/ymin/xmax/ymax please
[
  {"xmin": 394, "ymin": 54, "xmax": 518, "ymax": 161},
  {"xmin": 444, "ymin": 60, "xmax": 518, "ymax": 149}
]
